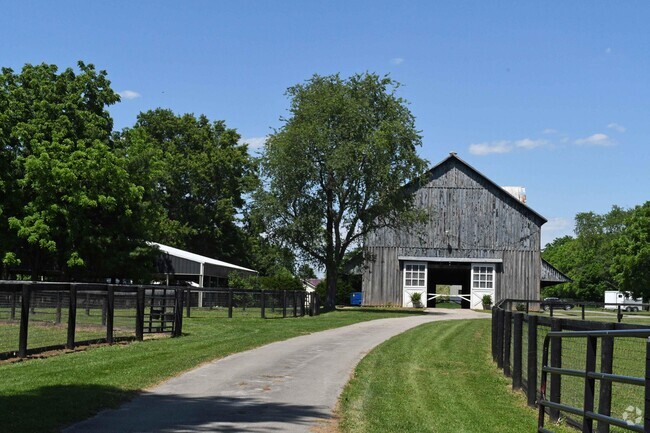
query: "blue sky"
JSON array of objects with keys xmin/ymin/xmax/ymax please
[{"xmin": 2, "ymin": 1, "xmax": 649, "ymax": 246}]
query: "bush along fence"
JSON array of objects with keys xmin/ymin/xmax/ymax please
[
  {"xmin": 0, "ymin": 280, "xmax": 321, "ymax": 360},
  {"xmin": 491, "ymin": 300, "xmax": 650, "ymax": 433}
]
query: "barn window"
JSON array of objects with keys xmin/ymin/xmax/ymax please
[
  {"xmin": 472, "ymin": 265, "xmax": 495, "ymax": 289},
  {"xmin": 404, "ymin": 262, "xmax": 427, "ymax": 288}
]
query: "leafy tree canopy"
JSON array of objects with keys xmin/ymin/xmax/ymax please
[
  {"xmin": 117, "ymin": 109, "xmax": 258, "ymax": 266},
  {"xmin": 257, "ymin": 72, "xmax": 428, "ymax": 308},
  {"xmin": 543, "ymin": 203, "xmax": 650, "ymax": 301},
  {"xmin": 0, "ymin": 62, "xmax": 153, "ymax": 280}
]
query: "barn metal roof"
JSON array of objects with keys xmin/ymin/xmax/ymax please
[{"xmin": 151, "ymin": 242, "xmax": 257, "ymax": 274}]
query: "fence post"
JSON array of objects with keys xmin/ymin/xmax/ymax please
[
  {"xmin": 55, "ymin": 290, "xmax": 62, "ymax": 324},
  {"xmin": 513, "ymin": 312, "xmax": 523, "ymax": 390},
  {"xmin": 18, "ymin": 283, "xmax": 32, "ymax": 358},
  {"xmin": 617, "ymin": 305, "xmax": 622, "ymax": 323},
  {"xmin": 549, "ymin": 318, "xmax": 563, "ymax": 422},
  {"xmin": 597, "ymin": 323, "xmax": 615, "ymax": 433},
  {"xmin": 173, "ymin": 288, "xmax": 184, "ymax": 337},
  {"xmin": 261, "ymin": 291, "xmax": 266, "ymax": 319},
  {"xmin": 186, "ymin": 289, "xmax": 191, "ymax": 318},
  {"xmin": 527, "ymin": 314, "xmax": 538, "ymax": 407},
  {"xmin": 496, "ymin": 308, "xmax": 504, "ymax": 369},
  {"xmin": 300, "ymin": 292, "xmax": 305, "ymax": 317},
  {"xmin": 135, "ymin": 287, "xmax": 144, "ymax": 341},
  {"xmin": 10, "ymin": 288, "xmax": 17, "ymax": 320},
  {"xmin": 582, "ymin": 335, "xmax": 598, "ymax": 433},
  {"xmin": 643, "ymin": 337, "xmax": 650, "ymax": 431},
  {"xmin": 85, "ymin": 292, "xmax": 90, "ymax": 316},
  {"xmin": 582, "ymin": 303, "xmax": 586, "ymax": 321},
  {"xmin": 228, "ymin": 289, "xmax": 233, "ymax": 318},
  {"xmin": 101, "ymin": 293, "xmax": 107, "ymax": 326},
  {"xmin": 492, "ymin": 307, "xmax": 498, "ymax": 361},
  {"xmin": 106, "ymin": 286, "xmax": 115, "ymax": 344},
  {"xmin": 293, "ymin": 291, "xmax": 298, "ymax": 317},
  {"xmin": 67, "ymin": 284, "xmax": 77, "ymax": 350},
  {"xmin": 282, "ymin": 290, "xmax": 287, "ymax": 318},
  {"xmin": 504, "ymin": 311, "xmax": 512, "ymax": 377}
]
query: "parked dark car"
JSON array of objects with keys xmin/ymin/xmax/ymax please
[{"xmin": 540, "ymin": 297, "xmax": 574, "ymax": 311}]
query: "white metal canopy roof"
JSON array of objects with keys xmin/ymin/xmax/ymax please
[{"xmin": 151, "ymin": 242, "xmax": 257, "ymax": 274}]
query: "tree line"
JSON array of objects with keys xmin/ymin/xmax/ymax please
[
  {"xmin": 542, "ymin": 202, "xmax": 650, "ymax": 301},
  {"xmin": 0, "ymin": 62, "xmax": 427, "ymax": 308},
  {"xmin": 0, "ymin": 62, "xmax": 294, "ymax": 282}
]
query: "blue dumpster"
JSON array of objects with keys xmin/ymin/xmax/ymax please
[{"xmin": 350, "ymin": 292, "xmax": 363, "ymax": 306}]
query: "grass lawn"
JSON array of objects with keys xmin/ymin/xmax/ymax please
[
  {"xmin": 0, "ymin": 307, "xmax": 422, "ymax": 433},
  {"xmin": 339, "ymin": 319, "xmax": 575, "ymax": 433}
]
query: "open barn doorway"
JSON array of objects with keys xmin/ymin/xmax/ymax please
[{"xmin": 426, "ymin": 263, "xmax": 471, "ymax": 309}]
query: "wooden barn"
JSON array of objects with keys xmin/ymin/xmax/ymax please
[{"xmin": 361, "ymin": 153, "xmax": 567, "ymax": 308}]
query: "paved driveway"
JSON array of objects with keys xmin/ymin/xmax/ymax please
[{"xmin": 65, "ymin": 309, "xmax": 487, "ymax": 433}]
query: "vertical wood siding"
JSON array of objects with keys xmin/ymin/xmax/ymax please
[{"xmin": 362, "ymin": 157, "xmax": 543, "ymax": 305}]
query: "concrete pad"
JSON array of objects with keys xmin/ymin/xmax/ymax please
[{"xmin": 64, "ymin": 309, "xmax": 486, "ymax": 433}]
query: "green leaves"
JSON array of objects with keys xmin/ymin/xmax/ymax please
[
  {"xmin": 543, "ymin": 202, "xmax": 650, "ymax": 301},
  {"xmin": 0, "ymin": 62, "xmax": 149, "ymax": 279},
  {"xmin": 259, "ymin": 72, "xmax": 427, "ymax": 307}
]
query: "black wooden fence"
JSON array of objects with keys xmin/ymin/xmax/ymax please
[
  {"xmin": 183, "ymin": 288, "xmax": 320, "ymax": 319},
  {"xmin": 0, "ymin": 281, "xmax": 320, "ymax": 360},
  {"xmin": 492, "ymin": 301, "xmax": 650, "ymax": 432}
]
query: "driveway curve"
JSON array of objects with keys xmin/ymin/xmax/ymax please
[{"xmin": 65, "ymin": 309, "xmax": 487, "ymax": 433}]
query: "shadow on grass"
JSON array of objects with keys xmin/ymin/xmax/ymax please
[
  {"xmin": 2, "ymin": 384, "xmax": 329, "ymax": 433},
  {"xmin": 320, "ymin": 307, "xmax": 426, "ymax": 316}
]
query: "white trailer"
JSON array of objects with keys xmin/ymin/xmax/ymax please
[{"xmin": 604, "ymin": 291, "xmax": 643, "ymax": 312}]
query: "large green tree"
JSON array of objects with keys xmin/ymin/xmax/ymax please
[
  {"xmin": 612, "ymin": 201, "xmax": 650, "ymax": 298},
  {"xmin": 258, "ymin": 73, "xmax": 428, "ymax": 309},
  {"xmin": 117, "ymin": 109, "xmax": 258, "ymax": 265},
  {"xmin": 0, "ymin": 62, "xmax": 151, "ymax": 280}
]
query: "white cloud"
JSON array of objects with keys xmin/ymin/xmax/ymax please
[
  {"xmin": 118, "ymin": 90, "xmax": 141, "ymax": 100},
  {"xmin": 469, "ymin": 141, "xmax": 512, "ymax": 155},
  {"xmin": 574, "ymin": 133, "xmax": 614, "ymax": 146},
  {"xmin": 542, "ymin": 217, "xmax": 574, "ymax": 247},
  {"xmin": 239, "ymin": 136, "xmax": 267, "ymax": 149},
  {"xmin": 542, "ymin": 128, "xmax": 558, "ymax": 135},
  {"xmin": 607, "ymin": 122, "xmax": 626, "ymax": 133},
  {"xmin": 515, "ymin": 138, "xmax": 548, "ymax": 149},
  {"xmin": 390, "ymin": 57, "xmax": 404, "ymax": 65},
  {"xmin": 469, "ymin": 137, "xmax": 551, "ymax": 155}
]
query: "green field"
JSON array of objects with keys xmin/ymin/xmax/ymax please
[
  {"xmin": 0, "ymin": 307, "xmax": 423, "ymax": 433},
  {"xmin": 339, "ymin": 319, "xmax": 576, "ymax": 433}
]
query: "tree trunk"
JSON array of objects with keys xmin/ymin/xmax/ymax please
[{"xmin": 326, "ymin": 265, "xmax": 338, "ymax": 310}]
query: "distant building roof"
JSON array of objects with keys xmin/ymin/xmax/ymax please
[{"xmin": 151, "ymin": 242, "xmax": 257, "ymax": 276}]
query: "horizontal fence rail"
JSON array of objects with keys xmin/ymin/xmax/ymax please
[
  {"xmin": 539, "ymin": 329, "xmax": 650, "ymax": 433},
  {"xmin": 491, "ymin": 299, "xmax": 650, "ymax": 433},
  {"xmin": 1, "ymin": 281, "xmax": 320, "ymax": 360}
]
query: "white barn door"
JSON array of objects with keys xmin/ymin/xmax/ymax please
[{"xmin": 470, "ymin": 264, "xmax": 495, "ymax": 309}]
